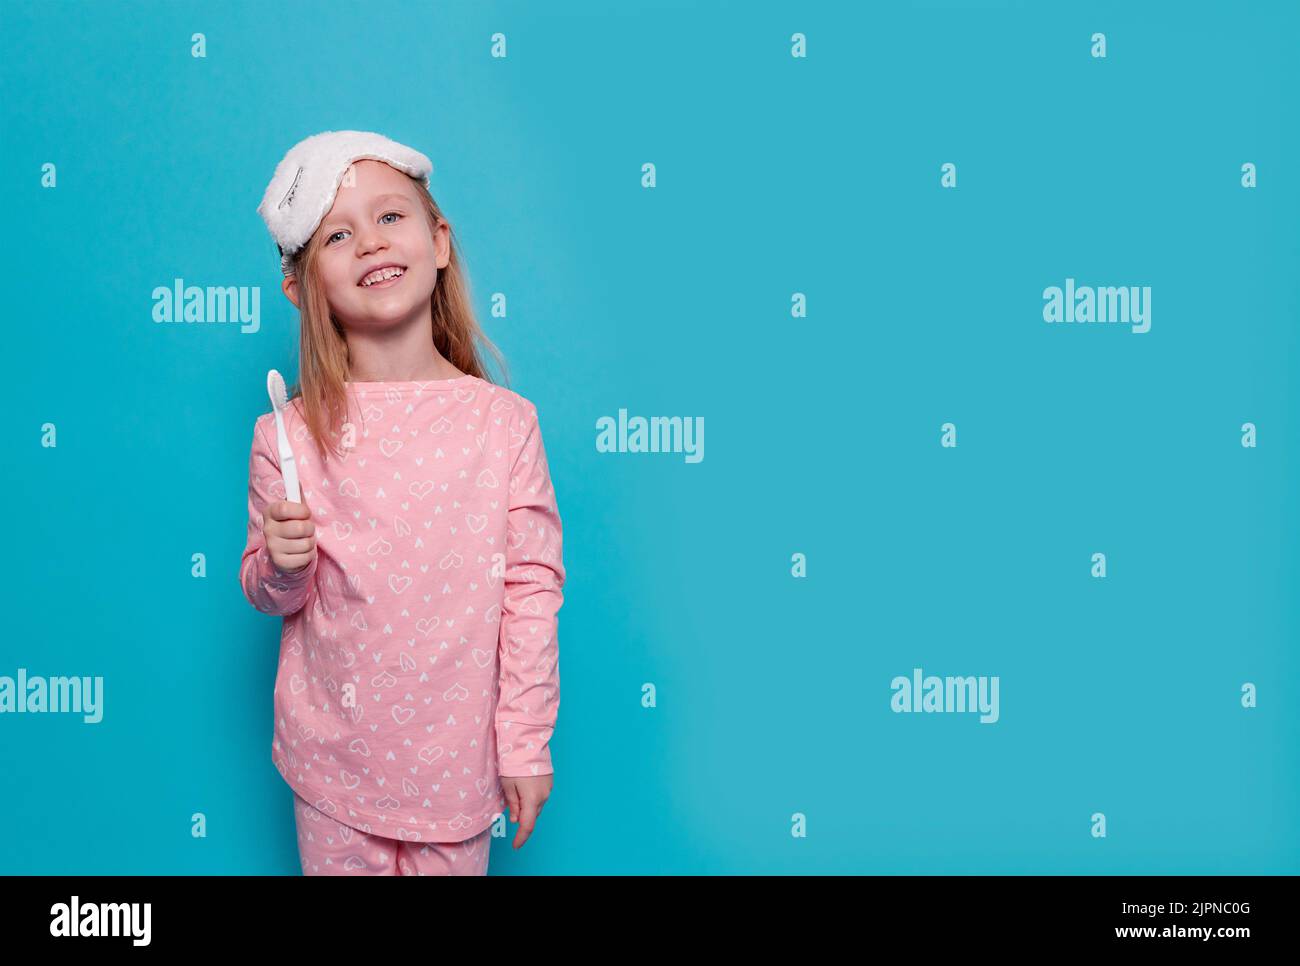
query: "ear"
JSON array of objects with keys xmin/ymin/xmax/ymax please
[
  {"xmin": 434, "ymin": 220, "xmax": 451, "ymax": 270},
  {"xmin": 282, "ymin": 273, "xmax": 301, "ymax": 310}
]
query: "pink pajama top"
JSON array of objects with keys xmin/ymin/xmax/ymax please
[{"xmin": 238, "ymin": 375, "xmax": 564, "ymax": 842}]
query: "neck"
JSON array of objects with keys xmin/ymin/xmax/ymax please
[{"xmin": 343, "ymin": 307, "xmax": 465, "ymax": 381}]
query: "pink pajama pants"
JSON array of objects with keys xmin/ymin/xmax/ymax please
[{"xmin": 292, "ymin": 791, "xmax": 492, "ymax": 876}]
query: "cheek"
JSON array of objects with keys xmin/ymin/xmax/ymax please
[{"xmin": 330, "ymin": 266, "xmax": 359, "ymax": 295}]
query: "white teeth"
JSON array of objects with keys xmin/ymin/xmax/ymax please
[{"xmin": 361, "ymin": 266, "xmax": 405, "ymax": 286}]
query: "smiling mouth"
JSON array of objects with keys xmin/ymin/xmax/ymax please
[{"xmin": 359, "ymin": 266, "xmax": 407, "ymax": 288}]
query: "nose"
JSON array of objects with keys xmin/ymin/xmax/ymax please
[{"xmin": 355, "ymin": 222, "xmax": 387, "ymax": 258}]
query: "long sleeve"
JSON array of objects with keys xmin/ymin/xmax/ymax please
[
  {"xmin": 495, "ymin": 406, "xmax": 565, "ymax": 778},
  {"xmin": 239, "ymin": 417, "xmax": 318, "ymax": 618}
]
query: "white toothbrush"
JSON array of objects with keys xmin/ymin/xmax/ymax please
[{"xmin": 266, "ymin": 369, "xmax": 301, "ymax": 503}]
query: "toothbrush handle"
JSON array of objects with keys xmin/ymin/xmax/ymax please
[
  {"xmin": 273, "ymin": 411, "xmax": 302, "ymax": 504},
  {"xmin": 282, "ymin": 451, "xmax": 301, "ymax": 504}
]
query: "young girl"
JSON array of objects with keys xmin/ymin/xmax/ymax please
[{"xmin": 240, "ymin": 131, "xmax": 565, "ymax": 876}]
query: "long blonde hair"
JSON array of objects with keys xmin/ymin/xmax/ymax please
[{"xmin": 282, "ymin": 175, "xmax": 509, "ymax": 466}]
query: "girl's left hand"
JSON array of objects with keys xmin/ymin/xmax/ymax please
[{"xmin": 500, "ymin": 773, "xmax": 553, "ymax": 849}]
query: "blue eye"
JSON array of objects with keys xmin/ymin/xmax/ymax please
[{"xmin": 327, "ymin": 211, "xmax": 403, "ymax": 245}]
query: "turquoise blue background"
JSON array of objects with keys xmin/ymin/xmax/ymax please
[{"xmin": 2, "ymin": 0, "xmax": 1297, "ymax": 874}]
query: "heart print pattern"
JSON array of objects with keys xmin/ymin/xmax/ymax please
[{"xmin": 239, "ymin": 375, "xmax": 565, "ymax": 843}]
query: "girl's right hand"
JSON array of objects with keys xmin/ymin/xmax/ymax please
[{"xmin": 264, "ymin": 498, "xmax": 316, "ymax": 574}]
